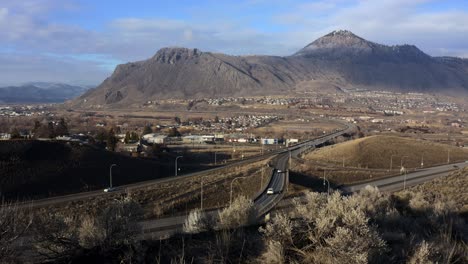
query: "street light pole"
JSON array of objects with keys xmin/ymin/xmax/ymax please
[
  {"xmin": 400, "ymin": 155, "xmax": 409, "ymax": 168},
  {"xmin": 447, "ymin": 149, "xmax": 450, "ymax": 164},
  {"xmin": 230, "ymin": 176, "xmax": 248, "ymax": 206},
  {"xmin": 390, "ymin": 154, "xmax": 397, "ymax": 171},
  {"xmin": 109, "ymin": 164, "xmax": 117, "ymax": 188},
  {"xmin": 175, "ymin": 156, "xmax": 183, "ymax": 176}
]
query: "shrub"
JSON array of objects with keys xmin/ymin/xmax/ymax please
[
  {"xmin": 218, "ymin": 196, "xmax": 255, "ymax": 229},
  {"xmin": 0, "ymin": 202, "xmax": 33, "ymax": 262},
  {"xmin": 183, "ymin": 208, "xmax": 205, "ymax": 233},
  {"xmin": 261, "ymin": 191, "xmax": 387, "ymax": 263},
  {"xmin": 408, "ymin": 240, "xmax": 433, "ymax": 264}
]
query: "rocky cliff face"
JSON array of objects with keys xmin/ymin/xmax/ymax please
[{"xmin": 73, "ymin": 30, "xmax": 468, "ymax": 107}]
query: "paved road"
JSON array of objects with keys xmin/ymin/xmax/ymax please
[
  {"xmin": 341, "ymin": 162, "xmax": 468, "ymax": 193},
  {"xmin": 140, "ymin": 121, "xmax": 356, "ymax": 237}
]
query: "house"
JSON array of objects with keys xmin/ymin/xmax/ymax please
[
  {"xmin": 286, "ymin": 139, "xmax": 299, "ymax": 145},
  {"xmin": 201, "ymin": 135, "xmax": 215, "ymax": 142},
  {"xmin": 0, "ymin": 133, "xmax": 11, "ymax": 140},
  {"xmin": 182, "ymin": 135, "xmax": 205, "ymax": 144},
  {"xmin": 261, "ymin": 138, "xmax": 278, "ymax": 145},
  {"xmin": 142, "ymin": 134, "xmax": 168, "ymax": 144},
  {"xmin": 119, "ymin": 143, "xmax": 141, "ymax": 153}
]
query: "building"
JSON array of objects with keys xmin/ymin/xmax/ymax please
[
  {"xmin": 182, "ymin": 135, "xmax": 205, "ymax": 144},
  {"xmin": 119, "ymin": 143, "xmax": 141, "ymax": 153},
  {"xmin": 0, "ymin": 133, "xmax": 11, "ymax": 140},
  {"xmin": 142, "ymin": 134, "xmax": 169, "ymax": 144},
  {"xmin": 286, "ymin": 138, "xmax": 299, "ymax": 145},
  {"xmin": 261, "ymin": 138, "xmax": 278, "ymax": 145}
]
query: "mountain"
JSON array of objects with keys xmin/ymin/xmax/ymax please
[
  {"xmin": 0, "ymin": 82, "xmax": 90, "ymax": 103},
  {"xmin": 73, "ymin": 30, "xmax": 468, "ymax": 107}
]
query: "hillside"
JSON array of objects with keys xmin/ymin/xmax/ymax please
[
  {"xmin": 304, "ymin": 135, "xmax": 468, "ymax": 169},
  {"xmin": 0, "ymin": 82, "xmax": 89, "ymax": 103},
  {"xmin": 0, "ymin": 140, "xmax": 198, "ymax": 200},
  {"xmin": 403, "ymin": 167, "xmax": 468, "ymax": 214},
  {"xmin": 71, "ymin": 30, "xmax": 468, "ymax": 107}
]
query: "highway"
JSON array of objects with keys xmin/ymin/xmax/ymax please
[
  {"xmin": 341, "ymin": 161, "xmax": 468, "ymax": 193},
  {"xmin": 140, "ymin": 121, "xmax": 356, "ymax": 238},
  {"xmin": 13, "ymin": 120, "xmax": 354, "ymax": 240}
]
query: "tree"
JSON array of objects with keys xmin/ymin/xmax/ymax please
[
  {"xmin": 107, "ymin": 128, "xmax": 118, "ymax": 151},
  {"xmin": 168, "ymin": 127, "xmax": 181, "ymax": 137},
  {"xmin": 47, "ymin": 122, "xmax": 56, "ymax": 139},
  {"xmin": 174, "ymin": 116, "xmax": 181, "ymax": 125},
  {"xmin": 130, "ymin": 132, "xmax": 139, "ymax": 142},
  {"xmin": 152, "ymin": 143, "xmax": 162, "ymax": 156},
  {"xmin": 10, "ymin": 128, "xmax": 21, "ymax": 139},
  {"xmin": 142, "ymin": 125, "xmax": 152, "ymax": 136},
  {"xmin": 55, "ymin": 118, "xmax": 69, "ymax": 136},
  {"xmin": 95, "ymin": 129, "xmax": 107, "ymax": 143},
  {"xmin": 32, "ymin": 120, "xmax": 41, "ymax": 135},
  {"xmin": 124, "ymin": 131, "xmax": 131, "ymax": 144}
]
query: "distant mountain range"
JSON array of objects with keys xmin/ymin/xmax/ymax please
[
  {"xmin": 72, "ymin": 30, "xmax": 468, "ymax": 107},
  {"xmin": 0, "ymin": 82, "xmax": 91, "ymax": 103}
]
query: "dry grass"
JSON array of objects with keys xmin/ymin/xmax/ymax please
[
  {"xmin": 305, "ymin": 135, "xmax": 468, "ymax": 170},
  {"xmin": 399, "ymin": 167, "xmax": 468, "ymax": 215},
  {"xmin": 34, "ymin": 158, "xmax": 273, "ymax": 220},
  {"xmin": 254, "ymin": 119, "xmax": 342, "ymax": 139}
]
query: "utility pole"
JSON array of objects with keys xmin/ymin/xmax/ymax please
[
  {"xmin": 200, "ymin": 176, "xmax": 209, "ymax": 210},
  {"xmin": 109, "ymin": 164, "xmax": 117, "ymax": 188},
  {"xmin": 175, "ymin": 156, "xmax": 183, "ymax": 176}
]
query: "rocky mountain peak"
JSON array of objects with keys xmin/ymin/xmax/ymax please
[
  {"xmin": 152, "ymin": 47, "xmax": 202, "ymax": 64},
  {"xmin": 294, "ymin": 30, "xmax": 374, "ymax": 56}
]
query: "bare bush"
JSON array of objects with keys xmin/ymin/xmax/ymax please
[
  {"xmin": 408, "ymin": 240, "xmax": 433, "ymax": 264},
  {"xmin": 32, "ymin": 212, "xmax": 81, "ymax": 261},
  {"xmin": 259, "ymin": 212, "xmax": 293, "ymax": 246},
  {"xmin": 261, "ymin": 191, "xmax": 387, "ymax": 263},
  {"xmin": 260, "ymin": 240, "xmax": 285, "ymax": 264},
  {"xmin": 81, "ymin": 198, "xmax": 143, "ymax": 249},
  {"xmin": 0, "ymin": 202, "xmax": 33, "ymax": 262},
  {"xmin": 217, "ymin": 196, "xmax": 255, "ymax": 229},
  {"xmin": 350, "ymin": 185, "xmax": 393, "ymax": 218},
  {"xmin": 33, "ymin": 198, "xmax": 143, "ymax": 261},
  {"xmin": 183, "ymin": 208, "xmax": 205, "ymax": 233},
  {"xmin": 78, "ymin": 215, "xmax": 105, "ymax": 249}
]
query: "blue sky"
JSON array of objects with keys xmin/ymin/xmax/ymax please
[{"xmin": 1, "ymin": 0, "xmax": 468, "ymax": 86}]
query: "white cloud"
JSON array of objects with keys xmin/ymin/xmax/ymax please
[{"xmin": 1, "ymin": 0, "xmax": 468, "ymax": 85}]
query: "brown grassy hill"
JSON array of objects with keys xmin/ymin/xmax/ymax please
[
  {"xmin": 0, "ymin": 140, "xmax": 204, "ymax": 200},
  {"xmin": 304, "ymin": 135, "xmax": 468, "ymax": 169}
]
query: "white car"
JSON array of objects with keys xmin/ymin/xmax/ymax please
[
  {"xmin": 277, "ymin": 169, "xmax": 283, "ymax": 173},
  {"xmin": 103, "ymin": 187, "xmax": 117, "ymax": 193},
  {"xmin": 267, "ymin": 188, "xmax": 274, "ymax": 195}
]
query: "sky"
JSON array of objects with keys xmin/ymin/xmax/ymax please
[{"xmin": 1, "ymin": 0, "xmax": 468, "ymax": 86}]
